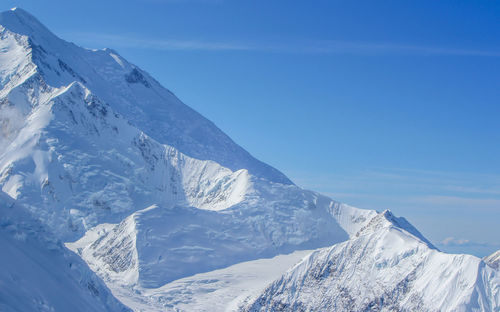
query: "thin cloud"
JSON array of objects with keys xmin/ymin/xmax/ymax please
[
  {"xmin": 441, "ymin": 237, "xmax": 471, "ymax": 246},
  {"xmin": 308, "ymin": 40, "xmax": 500, "ymax": 57},
  {"xmin": 291, "ymin": 167, "xmax": 500, "ymax": 196},
  {"xmin": 289, "ymin": 168, "xmax": 500, "ymax": 218},
  {"xmin": 442, "ymin": 185, "xmax": 500, "ymax": 196},
  {"xmin": 414, "ymin": 195, "xmax": 500, "ymax": 211},
  {"xmin": 63, "ymin": 32, "xmax": 500, "ymax": 57},
  {"xmin": 65, "ymin": 33, "xmax": 255, "ymax": 51},
  {"xmin": 439, "ymin": 237, "xmax": 500, "ymax": 248}
]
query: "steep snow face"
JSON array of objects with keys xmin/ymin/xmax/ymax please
[
  {"xmin": 68, "ymin": 189, "xmax": 357, "ymax": 288},
  {"xmin": 354, "ymin": 209, "xmax": 436, "ymax": 249},
  {"xmin": 485, "ymin": 250, "xmax": 500, "ymax": 270},
  {"xmin": 0, "ymin": 79, "xmax": 254, "ymax": 240},
  {"xmin": 0, "ymin": 8, "xmax": 378, "ymax": 296},
  {"xmin": 61, "ymin": 142, "xmax": 374, "ymax": 289},
  {"xmin": 7, "ymin": 8, "xmax": 495, "ymax": 312},
  {"xmin": 0, "ymin": 191, "xmax": 131, "ymax": 312},
  {"xmin": 244, "ymin": 211, "xmax": 500, "ymax": 312},
  {"xmin": 0, "ymin": 17, "xmax": 374, "ymax": 291},
  {"xmin": 0, "ymin": 7, "xmax": 292, "ymax": 185}
]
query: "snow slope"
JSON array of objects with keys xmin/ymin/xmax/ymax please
[
  {"xmin": 67, "ymin": 197, "xmax": 352, "ymax": 288},
  {"xmin": 1, "ymin": 76, "xmax": 256, "ymax": 241},
  {"xmin": 0, "ymin": 44, "xmax": 369, "ymax": 287},
  {"xmin": 66, "ymin": 246, "xmax": 314, "ymax": 312},
  {"xmin": 485, "ymin": 250, "xmax": 500, "ymax": 270},
  {"xmin": 0, "ymin": 7, "xmax": 376, "ymax": 309},
  {"xmin": 0, "ymin": 191, "xmax": 131, "ymax": 312},
  {"xmin": 0, "ymin": 7, "xmax": 291, "ymax": 185},
  {"xmin": 244, "ymin": 210, "xmax": 500, "ymax": 312},
  {"xmin": 2, "ymin": 8, "xmax": 499, "ymax": 312}
]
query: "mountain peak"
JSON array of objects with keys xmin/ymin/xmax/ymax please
[
  {"xmin": 1, "ymin": 7, "xmax": 44, "ymax": 32},
  {"xmin": 354, "ymin": 209, "xmax": 436, "ymax": 249},
  {"xmin": 0, "ymin": 8, "xmax": 293, "ymax": 185},
  {"xmin": 2, "ymin": 7, "xmax": 40, "ymax": 24},
  {"xmin": 0, "ymin": 7, "xmax": 60, "ymax": 49},
  {"xmin": 244, "ymin": 218, "xmax": 499, "ymax": 312}
]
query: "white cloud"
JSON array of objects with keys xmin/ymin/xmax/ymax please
[
  {"xmin": 64, "ymin": 33, "xmax": 255, "ymax": 51},
  {"xmin": 62, "ymin": 32, "xmax": 500, "ymax": 57},
  {"xmin": 414, "ymin": 195, "xmax": 500, "ymax": 211},
  {"xmin": 441, "ymin": 237, "xmax": 470, "ymax": 246},
  {"xmin": 440, "ymin": 237, "xmax": 500, "ymax": 248}
]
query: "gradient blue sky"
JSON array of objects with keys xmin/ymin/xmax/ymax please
[{"xmin": 2, "ymin": 1, "xmax": 499, "ymax": 256}]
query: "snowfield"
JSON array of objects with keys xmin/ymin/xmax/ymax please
[{"xmin": 1, "ymin": 7, "xmax": 499, "ymax": 312}]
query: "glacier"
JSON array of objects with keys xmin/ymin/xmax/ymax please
[{"xmin": 0, "ymin": 7, "xmax": 499, "ymax": 312}]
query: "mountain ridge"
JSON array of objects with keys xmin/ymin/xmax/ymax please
[
  {"xmin": 244, "ymin": 211, "xmax": 500, "ymax": 312},
  {"xmin": 0, "ymin": 7, "xmax": 293, "ymax": 185},
  {"xmin": 0, "ymin": 5, "xmax": 373, "ymax": 297},
  {"xmin": 1, "ymin": 8, "xmax": 499, "ymax": 312}
]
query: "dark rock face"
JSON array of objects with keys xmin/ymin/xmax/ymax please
[{"xmin": 125, "ymin": 68, "xmax": 150, "ymax": 88}]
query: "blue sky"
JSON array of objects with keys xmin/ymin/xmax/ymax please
[{"xmin": 2, "ymin": 0, "xmax": 500, "ymax": 256}]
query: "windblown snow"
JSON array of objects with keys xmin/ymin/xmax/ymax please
[{"xmin": 1, "ymin": 7, "xmax": 498, "ymax": 312}]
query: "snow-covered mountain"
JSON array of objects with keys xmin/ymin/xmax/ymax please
[
  {"xmin": 0, "ymin": 7, "xmax": 374, "ymax": 309},
  {"xmin": 0, "ymin": 6, "xmax": 373, "ymax": 285},
  {"xmin": 1, "ymin": 7, "xmax": 499, "ymax": 312},
  {"xmin": 0, "ymin": 7, "xmax": 298, "ymax": 242},
  {"xmin": 244, "ymin": 210, "xmax": 500, "ymax": 312},
  {"xmin": 0, "ymin": 7, "xmax": 291, "ymax": 186}
]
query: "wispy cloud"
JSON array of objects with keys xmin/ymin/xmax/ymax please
[
  {"xmin": 440, "ymin": 237, "xmax": 500, "ymax": 248},
  {"xmin": 310, "ymin": 40, "xmax": 500, "ymax": 57},
  {"xmin": 63, "ymin": 32, "xmax": 500, "ymax": 57},
  {"xmin": 289, "ymin": 167, "xmax": 500, "ymax": 219},
  {"xmin": 441, "ymin": 185, "xmax": 500, "ymax": 196},
  {"xmin": 289, "ymin": 167, "xmax": 500, "ymax": 254},
  {"xmin": 415, "ymin": 195, "xmax": 500, "ymax": 211},
  {"xmin": 64, "ymin": 33, "xmax": 255, "ymax": 51},
  {"xmin": 441, "ymin": 237, "xmax": 472, "ymax": 246},
  {"xmin": 291, "ymin": 167, "xmax": 500, "ymax": 198}
]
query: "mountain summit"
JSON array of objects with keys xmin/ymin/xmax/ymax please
[
  {"xmin": 0, "ymin": 7, "xmax": 292, "ymax": 185},
  {"xmin": 0, "ymin": 5, "xmax": 366, "ymax": 300}
]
